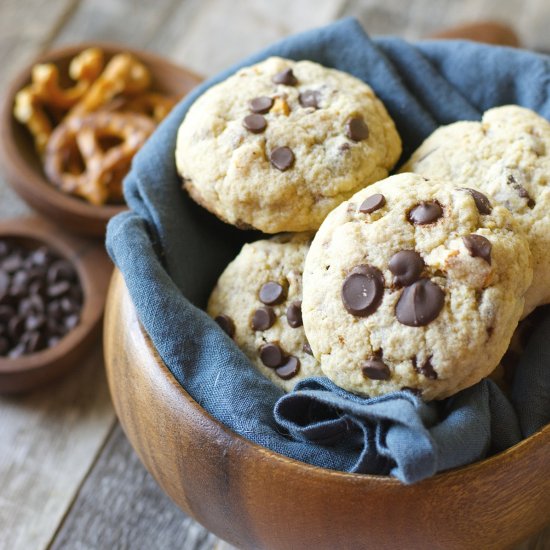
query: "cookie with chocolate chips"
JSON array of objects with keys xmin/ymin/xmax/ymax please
[
  {"xmin": 207, "ymin": 233, "xmax": 322, "ymax": 392},
  {"xmin": 176, "ymin": 56, "xmax": 401, "ymax": 233},
  {"xmin": 302, "ymin": 173, "xmax": 532, "ymax": 400},
  {"xmin": 402, "ymin": 105, "xmax": 550, "ymax": 316}
]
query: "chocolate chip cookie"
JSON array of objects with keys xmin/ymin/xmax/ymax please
[
  {"xmin": 176, "ymin": 56, "xmax": 402, "ymax": 233},
  {"xmin": 302, "ymin": 173, "xmax": 532, "ymax": 400},
  {"xmin": 402, "ymin": 105, "xmax": 550, "ymax": 316},
  {"xmin": 207, "ymin": 233, "xmax": 321, "ymax": 391}
]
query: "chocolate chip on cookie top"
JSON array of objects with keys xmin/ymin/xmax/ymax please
[
  {"xmin": 298, "ymin": 90, "xmax": 320, "ymax": 109},
  {"xmin": 463, "ymin": 188, "xmax": 492, "ymax": 215},
  {"xmin": 413, "ymin": 356, "xmax": 437, "ymax": 380},
  {"xmin": 361, "ymin": 358, "xmax": 390, "ymax": 380},
  {"xmin": 463, "ymin": 234, "xmax": 492, "ymax": 264},
  {"xmin": 345, "ymin": 116, "xmax": 369, "ymax": 142},
  {"xmin": 242, "ymin": 114, "xmax": 267, "ymax": 133},
  {"xmin": 408, "ymin": 201, "xmax": 443, "ymax": 225},
  {"xmin": 341, "ymin": 265, "xmax": 384, "ymax": 317},
  {"xmin": 270, "ymin": 146, "xmax": 295, "ymax": 171},
  {"xmin": 286, "ymin": 301, "xmax": 303, "ymax": 328},
  {"xmin": 259, "ymin": 281, "xmax": 287, "ymax": 305},
  {"xmin": 276, "ymin": 355, "xmax": 300, "ymax": 379},
  {"xmin": 272, "ymin": 68, "xmax": 297, "ymax": 86},
  {"xmin": 388, "ymin": 250, "xmax": 424, "ymax": 287},
  {"xmin": 251, "ymin": 306, "xmax": 276, "ymax": 331},
  {"xmin": 215, "ymin": 314, "xmax": 235, "ymax": 338},
  {"xmin": 249, "ymin": 96, "xmax": 274, "ymax": 114},
  {"xmin": 358, "ymin": 193, "xmax": 385, "ymax": 214},
  {"xmin": 260, "ymin": 342, "xmax": 285, "ymax": 367},
  {"xmin": 395, "ymin": 278, "xmax": 445, "ymax": 327}
]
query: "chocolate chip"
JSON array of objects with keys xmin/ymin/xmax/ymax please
[
  {"xmin": 260, "ymin": 342, "xmax": 284, "ymax": 367},
  {"xmin": 463, "ymin": 234, "xmax": 492, "ymax": 265},
  {"xmin": 251, "ymin": 307, "xmax": 276, "ymax": 331},
  {"xmin": 408, "ymin": 201, "xmax": 443, "ymax": 225},
  {"xmin": 517, "ymin": 186, "xmax": 535, "ymax": 208},
  {"xmin": 302, "ymin": 341, "xmax": 313, "ymax": 355},
  {"xmin": 389, "ymin": 250, "xmax": 424, "ymax": 287},
  {"xmin": 298, "ymin": 90, "xmax": 320, "ymax": 109},
  {"xmin": 275, "ymin": 355, "xmax": 300, "ymax": 380},
  {"xmin": 413, "ymin": 356, "xmax": 437, "ymax": 380},
  {"xmin": 286, "ymin": 301, "xmax": 302, "ymax": 328},
  {"xmin": 249, "ymin": 96, "xmax": 273, "ymax": 114},
  {"xmin": 395, "ymin": 279, "xmax": 444, "ymax": 327},
  {"xmin": 358, "ymin": 193, "xmax": 385, "ymax": 214},
  {"xmin": 242, "ymin": 114, "xmax": 267, "ymax": 134},
  {"xmin": 345, "ymin": 117, "xmax": 369, "ymax": 142},
  {"xmin": 259, "ymin": 281, "xmax": 286, "ymax": 305},
  {"xmin": 48, "ymin": 281, "xmax": 71, "ymax": 298},
  {"xmin": 361, "ymin": 358, "xmax": 390, "ymax": 380},
  {"xmin": 270, "ymin": 146, "xmax": 294, "ymax": 171},
  {"xmin": 401, "ymin": 386, "xmax": 422, "ymax": 397},
  {"xmin": 341, "ymin": 265, "xmax": 384, "ymax": 317},
  {"xmin": 2, "ymin": 254, "xmax": 23, "ymax": 273},
  {"xmin": 272, "ymin": 68, "xmax": 297, "ymax": 86},
  {"xmin": 214, "ymin": 314, "xmax": 235, "ymax": 338},
  {"xmin": 0, "ymin": 337, "xmax": 9, "ymax": 355},
  {"xmin": 47, "ymin": 260, "xmax": 76, "ymax": 284},
  {"xmin": 463, "ymin": 188, "xmax": 492, "ymax": 215}
]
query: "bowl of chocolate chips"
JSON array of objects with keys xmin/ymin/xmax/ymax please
[{"xmin": 0, "ymin": 217, "xmax": 111, "ymax": 393}]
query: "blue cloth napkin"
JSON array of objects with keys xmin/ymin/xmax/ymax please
[{"xmin": 106, "ymin": 18, "xmax": 550, "ymax": 484}]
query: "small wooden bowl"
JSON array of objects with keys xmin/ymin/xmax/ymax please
[
  {"xmin": 0, "ymin": 43, "xmax": 202, "ymax": 237},
  {"xmin": 105, "ymin": 270, "xmax": 550, "ymax": 550},
  {"xmin": 0, "ymin": 216, "xmax": 112, "ymax": 393}
]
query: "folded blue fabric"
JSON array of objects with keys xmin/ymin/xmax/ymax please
[{"xmin": 106, "ymin": 18, "xmax": 550, "ymax": 484}]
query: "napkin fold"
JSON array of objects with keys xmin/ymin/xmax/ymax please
[{"xmin": 106, "ymin": 17, "xmax": 550, "ymax": 483}]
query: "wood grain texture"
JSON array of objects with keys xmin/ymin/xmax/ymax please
[
  {"xmin": 0, "ymin": 344, "xmax": 114, "ymax": 550},
  {"xmin": 104, "ymin": 270, "xmax": 550, "ymax": 550}
]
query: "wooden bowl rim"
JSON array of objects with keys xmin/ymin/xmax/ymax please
[
  {"xmin": 112, "ymin": 270, "xmax": 550, "ymax": 485},
  {"xmin": 0, "ymin": 218, "xmax": 104, "ymax": 375},
  {"xmin": 0, "ymin": 41, "xmax": 202, "ymax": 231}
]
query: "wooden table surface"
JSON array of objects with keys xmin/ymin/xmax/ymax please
[{"xmin": 0, "ymin": 1, "xmax": 549, "ymax": 549}]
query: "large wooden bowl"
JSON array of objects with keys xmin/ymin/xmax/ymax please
[
  {"xmin": 104, "ymin": 270, "xmax": 550, "ymax": 550},
  {"xmin": 0, "ymin": 43, "xmax": 202, "ymax": 237}
]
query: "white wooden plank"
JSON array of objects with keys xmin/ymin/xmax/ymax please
[{"xmin": 0, "ymin": 345, "xmax": 115, "ymax": 550}]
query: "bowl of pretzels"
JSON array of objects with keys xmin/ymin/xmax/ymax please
[{"xmin": 0, "ymin": 43, "xmax": 202, "ymax": 237}]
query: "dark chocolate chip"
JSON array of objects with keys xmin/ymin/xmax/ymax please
[
  {"xmin": 64, "ymin": 314, "xmax": 80, "ymax": 331},
  {"xmin": 408, "ymin": 201, "xmax": 443, "ymax": 225},
  {"xmin": 8, "ymin": 316, "xmax": 25, "ymax": 340},
  {"xmin": 259, "ymin": 281, "xmax": 286, "ymax": 305},
  {"xmin": 272, "ymin": 68, "xmax": 297, "ymax": 86},
  {"xmin": 395, "ymin": 278, "xmax": 444, "ymax": 327},
  {"xmin": 413, "ymin": 356, "xmax": 437, "ymax": 380},
  {"xmin": 276, "ymin": 355, "xmax": 300, "ymax": 380},
  {"xmin": 286, "ymin": 301, "xmax": 302, "ymax": 328},
  {"xmin": 345, "ymin": 116, "xmax": 369, "ymax": 142},
  {"xmin": 302, "ymin": 341, "xmax": 313, "ymax": 355},
  {"xmin": 48, "ymin": 281, "xmax": 71, "ymax": 298},
  {"xmin": 47, "ymin": 260, "xmax": 76, "ymax": 284},
  {"xmin": 298, "ymin": 90, "xmax": 320, "ymax": 109},
  {"xmin": 270, "ymin": 147, "xmax": 294, "ymax": 171},
  {"xmin": 517, "ymin": 186, "xmax": 535, "ymax": 208},
  {"xmin": 361, "ymin": 358, "xmax": 390, "ymax": 380},
  {"xmin": 463, "ymin": 188, "xmax": 492, "ymax": 215},
  {"xmin": 388, "ymin": 250, "xmax": 424, "ymax": 287},
  {"xmin": 249, "ymin": 96, "xmax": 273, "ymax": 114},
  {"xmin": 0, "ymin": 270, "xmax": 10, "ymax": 295},
  {"xmin": 341, "ymin": 265, "xmax": 384, "ymax": 317},
  {"xmin": 251, "ymin": 307, "xmax": 276, "ymax": 331},
  {"xmin": 25, "ymin": 314, "xmax": 46, "ymax": 332},
  {"xmin": 260, "ymin": 342, "xmax": 284, "ymax": 368},
  {"xmin": 242, "ymin": 114, "xmax": 267, "ymax": 134},
  {"xmin": 215, "ymin": 314, "xmax": 235, "ymax": 338},
  {"xmin": 25, "ymin": 331, "xmax": 46, "ymax": 353},
  {"xmin": 463, "ymin": 234, "xmax": 492, "ymax": 265},
  {"xmin": 2, "ymin": 254, "xmax": 23, "ymax": 273},
  {"xmin": 0, "ymin": 336, "xmax": 9, "ymax": 355},
  {"xmin": 358, "ymin": 193, "xmax": 385, "ymax": 214}
]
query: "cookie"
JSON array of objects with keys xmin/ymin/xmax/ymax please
[
  {"xmin": 402, "ymin": 105, "xmax": 550, "ymax": 315},
  {"xmin": 207, "ymin": 233, "xmax": 322, "ymax": 391},
  {"xmin": 302, "ymin": 173, "xmax": 532, "ymax": 400},
  {"xmin": 176, "ymin": 56, "xmax": 401, "ymax": 233}
]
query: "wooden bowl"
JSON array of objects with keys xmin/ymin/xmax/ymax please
[
  {"xmin": 0, "ymin": 216, "xmax": 112, "ymax": 393},
  {"xmin": 105, "ymin": 269, "xmax": 550, "ymax": 550},
  {"xmin": 0, "ymin": 42, "xmax": 202, "ymax": 237}
]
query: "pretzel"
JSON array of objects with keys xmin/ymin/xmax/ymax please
[
  {"xmin": 13, "ymin": 48, "xmax": 104, "ymax": 154},
  {"xmin": 68, "ymin": 53, "xmax": 151, "ymax": 118},
  {"xmin": 44, "ymin": 111, "xmax": 155, "ymax": 205},
  {"xmin": 116, "ymin": 92, "xmax": 178, "ymax": 123}
]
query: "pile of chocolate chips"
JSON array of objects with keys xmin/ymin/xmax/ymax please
[{"xmin": 0, "ymin": 239, "xmax": 83, "ymax": 358}]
